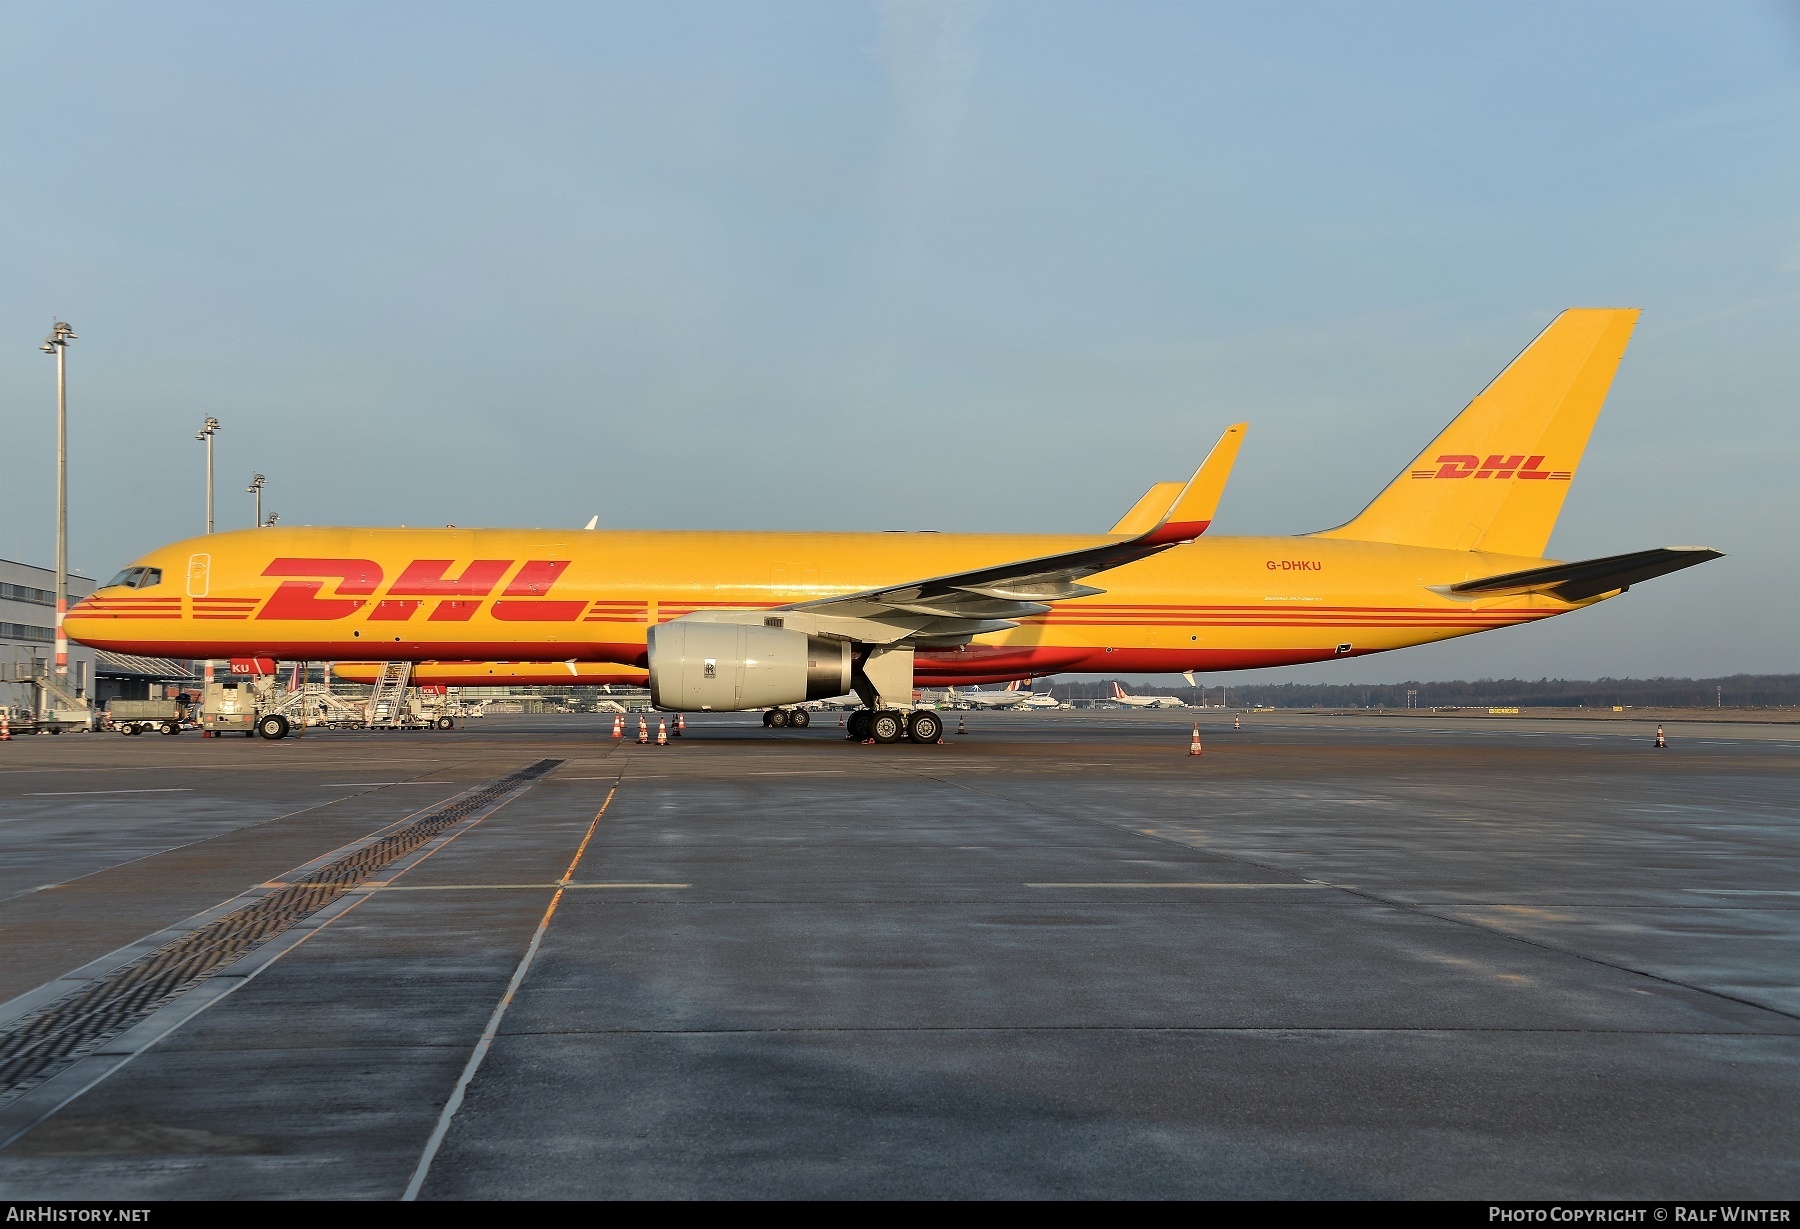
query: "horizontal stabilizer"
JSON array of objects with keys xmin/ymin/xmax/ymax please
[{"xmin": 1444, "ymin": 546, "xmax": 1723, "ymax": 603}]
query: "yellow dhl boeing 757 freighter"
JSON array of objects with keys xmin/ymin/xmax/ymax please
[{"xmin": 70, "ymin": 308, "xmax": 1720, "ymax": 742}]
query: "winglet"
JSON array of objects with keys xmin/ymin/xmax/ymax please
[
  {"xmin": 1141, "ymin": 423, "xmax": 1247, "ymax": 546},
  {"xmin": 1109, "ymin": 482, "xmax": 1187, "ymax": 535}
]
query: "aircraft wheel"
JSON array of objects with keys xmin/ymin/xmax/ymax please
[
  {"xmin": 768, "ymin": 709, "xmax": 789, "ymax": 728},
  {"xmin": 871, "ymin": 711, "xmax": 904, "ymax": 744},
  {"xmin": 761, "ymin": 710, "xmax": 775, "ymax": 727},
  {"xmin": 788, "ymin": 708, "xmax": 810, "ymax": 729},
  {"xmin": 906, "ymin": 711, "xmax": 942, "ymax": 744},
  {"xmin": 847, "ymin": 710, "xmax": 872, "ymax": 741},
  {"xmin": 257, "ymin": 714, "xmax": 290, "ymax": 741}
]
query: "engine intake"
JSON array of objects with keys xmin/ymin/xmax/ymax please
[{"xmin": 647, "ymin": 622, "xmax": 852, "ymax": 711}]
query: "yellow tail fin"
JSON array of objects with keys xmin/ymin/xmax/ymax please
[{"xmin": 1316, "ymin": 309, "xmax": 1639, "ymax": 557}]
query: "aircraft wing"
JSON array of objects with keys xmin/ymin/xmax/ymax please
[
  {"xmin": 1442, "ymin": 546, "xmax": 1723, "ymax": 603},
  {"xmin": 785, "ymin": 424, "xmax": 1246, "ymax": 643}
]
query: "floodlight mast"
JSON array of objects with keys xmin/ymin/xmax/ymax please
[
  {"xmin": 247, "ymin": 472, "xmax": 266, "ymax": 529},
  {"xmin": 196, "ymin": 417, "xmax": 221, "ymax": 533},
  {"xmin": 40, "ymin": 321, "xmax": 76, "ymax": 680},
  {"xmin": 195, "ymin": 416, "xmax": 224, "ymax": 698}
]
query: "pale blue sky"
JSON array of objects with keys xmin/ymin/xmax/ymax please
[{"xmin": 2, "ymin": 1, "xmax": 1795, "ymax": 682}]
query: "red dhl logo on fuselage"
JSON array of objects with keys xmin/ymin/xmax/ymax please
[
  {"xmin": 258, "ymin": 558, "xmax": 587, "ymax": 622},
  {"xmin": 1408, "ymin": 455, "xmax": 1573, "ymax": 480}
]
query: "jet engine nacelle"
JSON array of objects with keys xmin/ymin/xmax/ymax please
[{"xmin": 647, "ymin": 621, "xmax": 852, "ymax": 711}]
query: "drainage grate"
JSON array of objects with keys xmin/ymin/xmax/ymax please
[{"xmin": 0, "ymin": 758, "xmax": 562, "ymax": 1105}]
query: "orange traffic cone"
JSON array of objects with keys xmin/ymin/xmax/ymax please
[
  {"xmin": 675, "ymin": 714, "xmax": 686, "ymax": 737},
  {"xmin": 1655, "ymin": 724, "xmax": 1666, "ymax": 749},
  {"xmin": 637, "ymin": 716, "xmax": 649, "ymax": 745},
  {"xmin": 656, "ymin": 719, "xmax": 668, "ymax": 746},
  {"xmin": 957, "ymin": 714, "xmax": 967, "ymax": 735},
  {"xmin": 1234, "ymin": 714, "xmax": 1241, "ymax": 730},
  {"xmin": 837, "ymin": 713, "xmax": 844, "ymax": 727},
  {"xmin": 0, "ymin": 712, "xmax": 10, "ymax": 741},
  {"xmin": 612, "ymin": 713, "xmax": 624, "ymax": 739},
  {"xmin": 1188, "ymin": 723, "xmax": 1203, "ymax": 757}
]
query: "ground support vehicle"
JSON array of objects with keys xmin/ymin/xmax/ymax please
[
  {"xmin": 3, "ymin": 665, "xmax": 94, "ymax": 734},
  {"xmin": 37, "ymin": 708, "xmax": 94, "ymax": 734},
  {"xmin": 108, "ymin": 698, "xmax": 193, "ymax": 736},
  {"xmin": 201, "ymin": 678, "xmax": 295, "ymax": 740},
  {"xmin": 266, "ymin": 684, "xmax": 367, "ymax": 730},
  {"xmin": 0, "ymin": 705, "xmax": 40, "ymax": 736},
  {"xmin": 411, "ymin": 686, "xmax": 461, "ymax": 731}
]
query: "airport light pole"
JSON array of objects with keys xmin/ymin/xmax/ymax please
[
  {"xmin": 39, "ymin": 321, "xmax": 76, "ymax": 681},
  {"xmin": 247, "ymin": 473, "xmax": 266, "ymax": 528},
  {"xmin": 196, "ymin": 417, "xmax": 221, "ymax": 533},
  {"xmin": 196, "ymin": 418, "xmax": 224, "ymax": 694},
  {"xmin": 194, "ymin": 417, "xmax": 223, "ymax": 695}
]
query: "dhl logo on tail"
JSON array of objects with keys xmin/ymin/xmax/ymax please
[{"xmin": 1409, "ymin": 455, "xmax": 1573, "ymax": 481}]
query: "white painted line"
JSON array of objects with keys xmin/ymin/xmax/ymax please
[
  {"xmin": 1026, "ymin": 882, "xmax": 1327, "ymax": 889},
  {"xmin": 375, "ymin": 882, "xmax": 688, "ymax": 891},
  {"xmin": 404, "ymin": 781, "xmax": 620, "ymax": 1201},
  {"xmin": 0, "ymin": 769, "xmax": 558, "ymax": 1148},
  {"xmin": 23, "ymin": 787, "xmax": 195, "ymax": 797},
  {"xmin": 319, "ymin": 781, "xmax": 445, "ymax": 787},
  {"xmin": 0, "ymin": 758, "xmax": 448, "ymax": 778},
  {"xmin": 1686, "ymin": 889, "xmax": 1800, "ymax": 897}
]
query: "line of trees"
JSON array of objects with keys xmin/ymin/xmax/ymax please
[{"xmin": 1054, "ymin": 675, "xmax": 1800, "ymax": 709}]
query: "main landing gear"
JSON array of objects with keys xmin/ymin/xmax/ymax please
[
  {"xmin": 762, "ymin": 708, "xmax": 811, "ymax": 729},
  {"xmin": 846, "ymin": 709, "xmax": 941, "ymax": 744}
]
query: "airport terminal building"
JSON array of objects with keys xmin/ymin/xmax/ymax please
[
  {"xmin": 1, "ymin": 558, "xmax": 197, "ymax": 712},
  {"xmin": 0, "ymin": 558, "xmax": 96, "ymax": 711}
]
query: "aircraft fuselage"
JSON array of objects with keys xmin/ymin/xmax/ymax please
[{"xmin": 68, "ymin": 525, "xmax": 1590, "ymax": 686}]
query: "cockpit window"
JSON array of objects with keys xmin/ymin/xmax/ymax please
[{"xmin": 103, "ymin": 567, "xmax": 162, "ymax": 589}]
